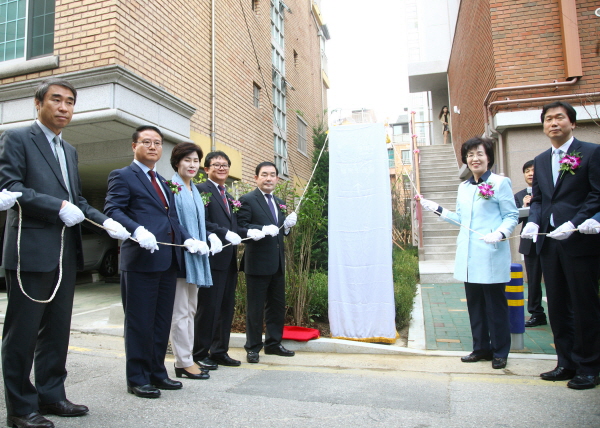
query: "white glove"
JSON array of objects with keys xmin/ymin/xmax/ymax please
[
  {"xmin": 520, "ymin": 222, "xmax": 539, "ymax": 243},
  {"xmin": 419, "ymin": 198, "xmax": 439, "ymax": 213},
  {"xmin": 578, "ymin": 218, "xmax": 600, "ymax": 234},
  {"xmin": 59, "ymin": 201, "xmax": 85, "ymax": 227},
  {"xmin": 133, "ymin": 226, "xmax": 159, "ymax": 253},
  {"xmin": 207, "ymin": 233, "xmax": 223, "ymax": 255},
  {"xmin": 262, "ymin": 224, "xmax": 279, "ymax": 237},
  {"xmin": 547, "ymin": 221, "xmax": 575, "ymax": 241},
  {"xmin": 225, "ymin": 231, "xmax": 242, "ymax": 245},
  {"xmin": 0, "ymin": 189, "xmax": 21, "ymax": 211},
  {"xmin": 103, "ymin": 218, "xmax": 131, "ymax": 241},
  {"xmin": 184, "ymin": 239, "xmax": 209, "ymax": 255},
  {"xmin": 247, "ymin": 228, "xmax": 266, "ymax": 241},
  {"xmin": 283, "ymin": 212, "xmax": 297, "ymax": 229},
  {"xmin": 482, "ymin": 231, "xmax": 503, "ymax": 244}
]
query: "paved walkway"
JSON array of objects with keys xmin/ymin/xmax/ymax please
[{"xmin": 421, "ymin": 282, "xmax": 555, "ymax": 354}]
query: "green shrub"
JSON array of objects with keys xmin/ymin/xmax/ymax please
[
  {"xmin": 393, "ymin": 246, "xmax": 419, "ymax": 330},
  {"xmin": 306, "ymin": 271, "xmax": 328, "ymax": 321}
]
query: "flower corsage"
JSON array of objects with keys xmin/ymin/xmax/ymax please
[
  {"xmin": 228, "ymin": 197, "xmax": 242, "ymax": 213},
  {"xmin": 165, "ymin": 180, "xmax": 183, "ymax": 195},
  {"xmin": 279, "ymin": 204, "xmax": 287, "ymax": 214},
  {"xmin": 558, "ymin": 151, "xmax": 582, "ymax": 179},
  {"xmin": 201, "ymin": 192, "xmax": 212, "ymax": 206},
  {"xmin": 477, "ymin": 182, "xmax": 495, "ymax": 200}
]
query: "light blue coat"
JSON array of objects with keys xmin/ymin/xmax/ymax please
[{"xmin": 442, "ymin": 172, "xmax": 518, "ymax": 284}]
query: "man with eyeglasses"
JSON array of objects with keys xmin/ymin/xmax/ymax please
[
  {"xmin": 193, "ymin": 152, "xmax": 266, "ymax": 369},
  {"xmin": 237, "ymin": 161, "xmax": 297, "ymax": 363},
  {"xmin": 105, "ymin": 125, "xmax": 209, "ymax": 399}
]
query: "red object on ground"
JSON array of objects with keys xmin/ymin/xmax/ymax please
[{"xmin": 282, "ymin": 326, "xmax": 320, "ymax": 341}]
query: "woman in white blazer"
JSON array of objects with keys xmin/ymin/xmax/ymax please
[{"xmin": 420, "ymin": 137, "xmax": 518, "ymax": 369}]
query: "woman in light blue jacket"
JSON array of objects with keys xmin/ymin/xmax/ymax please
[{"xmin": 420, "ymin": 137, "xmax": 518, "ymax": 369}]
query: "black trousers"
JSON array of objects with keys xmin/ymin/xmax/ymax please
[
  {"xmin": 2, "ymin": 229, "xmax": 77, "ymax": 417},
  {"xmin": 540, "ymin": 238, "xmax": 600, "ymax": 375},
  {"xmin": 524, "ymin": 253, "xmax": 544, "ymax": 316},
  {"xmin": 193, "ymin": 256, "xmax": 238, "ymax": 360},
  {"xmin": 464, "ymin": 282, "xmax": 511, "ymax": 359},
  {"xmin": 121, "ymin": 263, "xmax": 177, "ymax": 386},
  {"xmin": 244, "ymin": 268, "xmax": 285, "ymax": 353}
]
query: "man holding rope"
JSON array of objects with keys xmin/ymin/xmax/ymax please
[
  {"xmin": 104, "ymin": 125, "xmax": 208, "ymax": 399},
  {"xmin": 521, "ymin": 101, "xmax": 600, "ymax": 390},
  {"xmin": 0, "ymin": 79, "xmax": 130, "ymax": 428}
]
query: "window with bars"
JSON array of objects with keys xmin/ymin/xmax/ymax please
[
  {"xmin": 401, "ymin": 150, "xmax": 411, "ymax": 165},
  {"xmin": 274, "ymin": 134, "xmax": 288, "ymax": 176},
  {"xmin": 271, "ymin": 0, "xmax": 287, "ymax": 177},
  {"xmin": 297, "ymin": 116, "xmax": 307, "ymax": 155},
  {"xmin": 0, "ymin": 0, "xmax": 55, "ymax": 63}
]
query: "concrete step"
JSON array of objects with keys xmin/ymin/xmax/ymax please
[
  {"xmin": 420, "ymin": 272, "xmax": 456, "ymax": 283},
  {"xmin": 423, "ymin": 236, "xmax": 457, "ymax": 246},
  {"xmin": 423, "ymin": 244, "xmax": 456, "ymax": 254},
  {"xmin": 422, "ymin": 253, "xmax": 456, "ymax": 261},
  {"xmin": 423, "ymin": 229, "xmax": 459, "ymax": 238}
]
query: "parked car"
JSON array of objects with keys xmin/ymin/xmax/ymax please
[{"xmin": 0, "ymin": 225, "xmax": 119, "ymax": 280}]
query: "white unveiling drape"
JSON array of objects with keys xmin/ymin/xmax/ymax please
[{"xmin": 328, "ymin": 123, "xmax": 397, "ymax": 343}]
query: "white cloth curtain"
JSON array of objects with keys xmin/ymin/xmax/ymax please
[{"xmin": 328, "ymin": 123, "xmax": 397, "ymax": 343}]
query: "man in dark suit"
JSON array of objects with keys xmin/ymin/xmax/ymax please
[
  {"xmin": 521, "ymin": 101, "xmax": 600, "ymax": 390},
  {"xmin": 193, "ymin": 151, "xmax": 266, "ymax": 370},
  {"xmin": 237, "ymin": 161, "xmax": 297, "ymax": 363},
  {"xmin": 0, "ymin": 79, "xmax": 130, "ymax": 428},
  {"xmin": 105, "ymin": 125, "xmax": 205, "ymax": 399},
  {"xmin": 514, "ymin": 160, "xmax": 546, "ymax": 327}
]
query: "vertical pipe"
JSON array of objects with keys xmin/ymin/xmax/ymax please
[
  {"xmin": 558, "ymin": 0, "xmax": 583, "ymax": 80},
  {"xmin": 211, "ymin": 0, "xmax": 216, "ymax": 151}
]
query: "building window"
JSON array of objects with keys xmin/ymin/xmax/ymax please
[
  {"xmin": 274, "ymin": 134, "xmax": 288, "ymax": 176},
  {"xmin": 0, "ymin": 0, "xmax": 55, "ymax": 63},
  {"xmin": 388, "ymin": 148, "xmax": 395, "ymax": 168},
  {"xmin": 297, "ymin": 116, "xmax": 307, "ymax": 155},
  {"xmin": 271, "ymin": 0, "xmax": 287, "ymax": 177},
  {"xmin": 401, "ymin": 150, "xmax": 411, "ymax": 165},
  {"xmin": 252, "ymin": 0, "xmax": 258, "ymax": 11},
  {"xmin": 402, "ymin": 175, "xmax": 411, "ymax": 190},
  {"xmin": 253, "ymin": 82, "xmax": 260, "ymax": 108}
]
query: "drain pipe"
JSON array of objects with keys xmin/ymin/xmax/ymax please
[{"xmin": 211, "ymin": 0, "xmax": 216, "ymax": 151}]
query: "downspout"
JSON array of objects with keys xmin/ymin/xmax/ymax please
[{"xmin": 211, "ymin": 0, "xmax": 216, "ymax": 151}]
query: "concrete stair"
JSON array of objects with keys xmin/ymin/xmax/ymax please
[{"xmin": 417, "ymin": 145, "xmax": 463, "ymax": 283}]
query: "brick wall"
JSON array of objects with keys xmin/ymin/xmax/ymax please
[{"xmin": 1, "ymin": 0, "xmax": 326, "ymax": 183}]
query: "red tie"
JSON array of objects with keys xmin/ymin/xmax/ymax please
[
  {"xmin": 148, "ymin": 171, "xmax": 168, "ymax": 210},
  {"xmin": 218, "ymin": 185, "xmax": 230, "ymax": 214}
]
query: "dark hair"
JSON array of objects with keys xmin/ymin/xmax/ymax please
[
  {"xmin": 35, "ymin": 79, "xmax": 77, "ymax": 104},
  {"xmin": 204, "ymin": 151, "xmax": 231, "ymax": 168},
  {"xmin": 438, "ymin": 105, "xmax": 449, "ymax": 120},
  {"xmin": 255, "ymin": 161, "xmax": 278, "ymax": 176},
  {"xmin": 132, "ymin": 125, "xmax": 163, "ymax": 142},
  {"xmin": 522, "ymin": 160, "xmax": 534, "ymax": 173},
  {"xmin": 170, "ymin": 142, "xmax": 203, "ymax": 171},
  {"xmin": 460, "ymin": 136, "xmax": 495, "ymax": 169},
  {"xmin": 541, "ymin": 101, "xmax": 576, "ymax": 124}
]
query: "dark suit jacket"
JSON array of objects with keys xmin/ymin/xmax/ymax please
[
  {"xmin": 237, "ymin": 188, "xmax": 286, "ymax": 276},
  {"xmin": 529, "ymin": 138, "xmax": 600, "ymax": 256},
  {"xmin": 514, "ymin": 188, "xmax": 534, "ymax": 255},
  {"xmin": 0, "ymin": 122, "xmax": 107, "ymax": 272},
  {"xmin": 104, "ymin": 162, "xmax": 191, "ymax": 272},
  {"xmin": 196, "ymin": 181, "xmax": 247, "ymax": 271}
]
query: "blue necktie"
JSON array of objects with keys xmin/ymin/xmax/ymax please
[{"xmin": 266, "ymin": 194, "xmax": 277, "ymax": 223}]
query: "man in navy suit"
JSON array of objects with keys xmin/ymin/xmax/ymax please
[
  {"xmin": 193, "ymin": 151, "xmax": 265, "ymax": 370},
  {"xmin": 514, "ymin": 160, "xmax": 546, "ymax": 327},
  {"xmin": 105, "ymin": 125, "xmax": 206, "ymax": 398},
  {"xmin": 237, "ymin": 162, "xmax": 297, "ymax": 363},
  {"xmin": 521, "ymin": 101, "xmax": 600, "ymax": 390},
  {"xmin": 0, "ymin": 79, "xmax": 130, "ymax": 428}
]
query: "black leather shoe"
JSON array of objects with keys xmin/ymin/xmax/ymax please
[
  {"xmin": 174, "ymin": 366, "xmax": 210, "ymax": 380},
  {"xmin": 460, "ymin": 352, "xmax": 493, "ymax": 363},
  {"xmin": 525, "ymin": 315, "xmax": 547, "ymax": 327},
  {"xmin": 492, "ymin": 357, "xmax": 507, "ymax": 369},
  {"xmin": 567, "ymin": 375, "xmax": 600, "ymax": 390},
  {"xmin": 247, "ymin": 351, "xmax": 260, "ymax": 363},
  {"xmin": 152, "ymin": 378, "xmax": 183, "ymax": 390},
  {"xmin": 127, "ymin": 384, "xmax": 161, "ymax": 398},
  {"xmin": 264, "ymin": 344, "xmax": 295, "ymax": 357},
  {"xmin": 540, "ymin": 366, "xmax": 576, "ymax": 381},
  {"xmin": 211, "ymin": 353, "xmax": 241, "ymax": 366},
  {"xmin": 7, "ymin": 412, "xmax": 54, "ymax": 428},
  {"xmin": 39, "ymin": 399, "xmax": 89, "ymax": 417},
  {"xmin": 196, "ymin": 357, "xmax": 218, "ymax": 370}
]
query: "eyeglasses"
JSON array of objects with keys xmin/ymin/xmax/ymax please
[
  {"xmin": 210, "ymin": 163, "xmax": 230, "ymax": 170},
  {"xmin": 137, "ymin": 139, "xmax": 163, "ymax": 147}
]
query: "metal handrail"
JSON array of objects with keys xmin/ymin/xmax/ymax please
[{"xmin": 410, "ymin": 111, "xmax": 422, "ymax": 249}]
